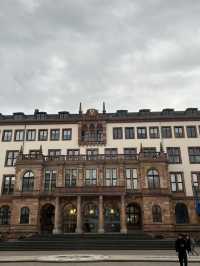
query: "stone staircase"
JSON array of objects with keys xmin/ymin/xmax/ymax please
[{"xmin": 0, "ymin": 233, "xmax": 175, "ymax": 251}]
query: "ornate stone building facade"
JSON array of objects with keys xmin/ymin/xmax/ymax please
[{"xmin": 0, "ymin": 105, "xmax": 200, "ymax": 238}]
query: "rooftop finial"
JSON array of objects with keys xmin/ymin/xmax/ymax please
[
  {"xmin": 79, "ymin": 102, "xmax": 82, "ymax": 114},
  {"xmin": 103, "ymin": 102, "xmax": 106, "ymax": 114}
]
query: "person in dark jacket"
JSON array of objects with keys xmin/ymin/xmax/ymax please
[{"xmin": 175, "ymin": 234, "xmax": 189, "ymax": 266}]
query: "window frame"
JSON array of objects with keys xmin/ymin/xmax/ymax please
[
  {"xmin": 2, "ymin": 130, "xmax": 12, "ymax": 142},
  {"xmin": 149, "ymin": 127, "xmax": 160, "ymax": 139},
  {"xmin": 161, "ymin": 126, "xmax": 172, "ymax": 138},
  {"xmin": 5, "ymin": 150, "xmax": 19, "ymax": 167},
  {"xmin": 50, "ymin": 128, "xmax": 60, "ymax": 141},
  {"xmin": 2, "ymin": 175, "xmax": 15, "ymax": 195},
  {"xmin": 113, "ymin": 127, "xmax": 123, "ymax": 139},
  {"xmin": 125, "ymin": 127, "xmax": 134, "ymax": 139},
  {"xmin": 62, "ymin": 128, "xmax": 72, "ymax": 140},
  {"xmin": 38, "ymin": 129, "xmax": 48, "ymax": 141},
  {"xmin": 186, "ymin": 126, "xmax": 197, "ymax": 138},
  {"xmin": 170, "ymin": 172, "xmax": 184, "ymax": 192},
  {"xmin": 188, "ymin": 147, "xmax": 200, "ymax": 164},
  {"xmin": 137, "ymin": 127, "xmax": 147, "ymax": 139},
  {"xmin": 14, "ymin": 130, "xmax": 25, "ymax": 142},
  {"xmin": 167, "ymin": 147, "xmax": 182, "ymax": 164},
  {"xmin": 174, "ymin": 126, "xmax": 185, "ymax": 138},
  {"xmin": 26, "ymin": 129, "xmax": 36, "ymax": 141}
]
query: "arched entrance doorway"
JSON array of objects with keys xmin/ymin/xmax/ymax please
[
  {"xmin": 104, "ymin": 203, "xmax": 120, "ymax": 232},
  {"xmin": 40, "ymin": 204, "xmax": 55, "ymax": 234},
  {"xmin": 82, "ymin": 202, "xmax": 98, "ymax": 232},
  {"xmin": 63, "ymin": 203, "xmax": 77, "ymax": 233},
  {"xmin": 175, "ymin": 203, "xmax": 189, "ymax": 224},
  {"xmin": 126, "ymin": 203, "xmax": 141, "ymax": 231}
]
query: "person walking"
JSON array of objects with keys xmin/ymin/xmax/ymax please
[
  {"xmin": 186, "ymin": 235, "xmax": 199, "ymax": 256},
  {"xmin": 175, "ymin": 234, "xmax": 188, "ymax": 266}
]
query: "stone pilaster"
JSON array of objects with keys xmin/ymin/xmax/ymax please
[
  {"xmin": 53, "ymin": 197, "xmax": 61, "ymax": 234},
  {"xmin": 120, "ymin": 195, "xmax": 127, "ymax": 234},
  {"xmin": 76, "ymin": 196, "xmax": 82, "ymax": 233},
  {"xmin": 98, "ymin": 195, "xmax": 104, "ymax": 233}
]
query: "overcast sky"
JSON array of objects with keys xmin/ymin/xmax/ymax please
[{"xmin": 0, "ymin": 0, "xmax": 200, "ymax": 115}]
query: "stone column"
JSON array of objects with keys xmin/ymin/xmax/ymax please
[
  {"xmin": 53, "ymin": 196, "xmax": 61, "ymax": 234},
  {"xmin": 76, "ymin": 195, "xmax": 82, "ymax": 233},
  {"xmin": 120, "ymin": 195, "xmax": 127, "ymax": 234},
  {"xmin": 98, "ymin": 195, "xmax": 104, "ymax": 233}
]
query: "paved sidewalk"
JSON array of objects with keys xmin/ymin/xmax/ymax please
[{"xmin": 0, "ymin": 252, "xmax": 200, "ymax": 263}]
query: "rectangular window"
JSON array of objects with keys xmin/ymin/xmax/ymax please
[
  {"xmin": 137, "ymin": 127, "xmax": 147, "ymax": 139},
  {"xmin": 124, "ymin": 148, "xmax": 137, "ymax": 159},
  {"xmin": 29, "ymin": 150, "xmax": 40, "ymax": 158},
  {"xmin": 170, "ymin": 172, "xmax": 184, "ymax": 192},
  {"xmin": 2, "ymin": 130, "xmax": 12, "ymax": 142},
  {"xmin": 26, "ymin": 129, "xmax": 36, "ymax": 141},
  {"xmin": 86, "ymin": 149, "xmax": 98, "ymax": 160},
  {"xmin": 149, "ymin": 127, "xmax": 160, "ymax": 138},
  {"xmin": 161, "ymin": 127, "xmax": 172, "ymax": 138},
  {"xmin": 67, "ymin": 149, "xmax": 80, "ymax": 156},
  {"xmin": 188, "ymin": 147, "xmax": 200, "ymax": 163},
  {"xmin": 44, "ymin": 170, "xmax": 56, "ymax": 192},
  {"xmin": 38, "ymin": 129, "xmax": 48, "ymax": 141},
  {"xmin": 5, "ymin": 150, "xmax": 19, "ymax": 167},
  {"xmin": 143, "ymin": 147, "xmax": 157, "ymax": 157},
  {"xmin": 85, "ymin": 169, "xmax": 97, "ymax": 185},
  {"xmin": 48, "ymin": 149, "xmax": 61, "ymax": 157},
  {"xmin": 105, "ymin": 148, "xmax": 118, "ymax": 159},
  {"xmin": 113, "ymin": 127, "xmax": 123, "ymax": 139},
  {"xmin": 2, "ymin": 175, "xmax": 15, "ymax": 194},
  {"xmin": 105, "ymin": 168, "xmax": 117, "ymax": 186},
  {"xmin": 62, "ymin": 128, "xmax": 72, "ymax": 140},
  {"xmin": 50, "ymin": 129, "xmax": 60, "ymax": 141},
  {"xmin": 167, "ymin": 147, "xmax": 182, "ymax": 164},
  {"xmin": 125, "ymin": 168, "xmax": 138, "ymax": 190},
  {"xmin": 192, "ymin": 172, "xmax": 200, "ymax": 190},
  {"xmin": 125, "ymin": 127, "xmax": 134, "ymax": 139},
  {"xmin": 174, "ymin": 127, "xmax": 184, "ymax": 138},
  {"xmin": 65, "ymin": 169, "xmax": 78, "ymax": 187},
  {"xmin": 186, "ymin": 126, "xmax": 197, "ymax": 138},
  {"xmin": 14, "ymin": 130, "xmax": 24, "ymax": 141}
]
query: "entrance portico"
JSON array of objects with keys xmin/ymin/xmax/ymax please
[{"xmin": 49, "ymin": 194, "xmax": 129, "ymax": 234}]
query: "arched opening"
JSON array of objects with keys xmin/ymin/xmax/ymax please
[
  {"xmin": 40, "ymin": 204, "xmax": 55, "ymax": 234},
  {"xmin": 22, "ymin": 171, "xmax": 34, "ymax": 192},
  {"xmin": 104, "ymin": 203, "xmax": 120, "ymax": 232},
  {"xmin": 63, "ymin": 203, "xmax": 77, "ymax": 233},
  {"xmin": 147, "ymin": 169, "xmax": 160, "ymax": 189},
  {"xmin": 126, "ymin": 203, "xmax": 141, "ymax": 231},
  {"xmin": 175, "ymin": 203, "xmax": 189, "ymax": 224},
  {"xmin": 82, "ymin": 202, "xmax": 98, "ymax": 233},
  {"xmin": 0, "ymin": 206, "xmax": 11, "ymax": 225}
]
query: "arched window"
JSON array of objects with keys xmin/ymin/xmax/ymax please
[
  {"xmin": 152, "ymin": 205, "xmax": 162, "ymax": 223},
  {"xmin": 0, "ymin": 206, "xmax": 11, "ymax": 225},
  {"xmin": 147, "ymin": 169, "xmax": 160, "ymax": 189},
  {"xmin": 22, "ymin": 171, "xmax": 34, "ymax": 192},
  {"xmin": 175, "ymin": 203, "xmax": 189, "ymax": 224},
  {"xmin": 20, "ymin": 207, "xmax": 30, "ymax": 224}
]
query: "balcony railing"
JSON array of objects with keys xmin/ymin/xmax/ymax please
[{"xmin": 16, "ymin": 152, "xmax": 167, "ymax": 163}]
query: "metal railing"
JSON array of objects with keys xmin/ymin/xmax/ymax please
[{"xmin": 17, "ymin": 152, "xmax": 167, "ymax": 162}]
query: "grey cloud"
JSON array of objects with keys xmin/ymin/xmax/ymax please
[{"xmin": 0, "ymin": 0, "xmax": 200, "ymax": 114}]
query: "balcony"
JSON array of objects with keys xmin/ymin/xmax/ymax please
[
  {"xmin": 55, "ymin": 185, "xmax": 125, "ymax": 195},
  {"xmin": 17, "ymin": 152, "xmax": 167, "ymax": 164}
]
